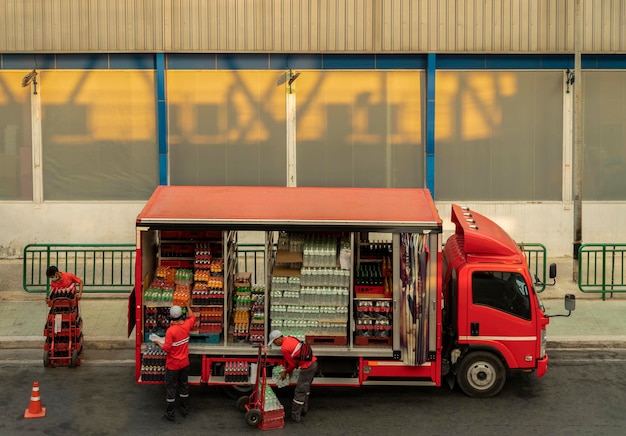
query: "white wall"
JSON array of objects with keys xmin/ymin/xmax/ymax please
[
  {"xmin": 436, "ymin": 202, "xmax": 573, "ymax": 256},
  {"xmin": 0, "ymin": 202, "xmax": 145, "ymax": 258},
  {"xmin": 437, "ymin": 201, "xmax": 625, "ymax": 257},
  {"xmin": 0, "ymin": 201, "xmax": 622, "ymax": 258}
]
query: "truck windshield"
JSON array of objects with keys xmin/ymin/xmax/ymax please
[{"xmin": 471, "ymin": 271, "xmax": 531, "ymax": 320}]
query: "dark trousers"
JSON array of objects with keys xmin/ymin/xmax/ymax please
[
  {"xmin": 165, "ymin": 366, "xmax": 190, "ymax": 418},
  {"xmin": 291, "ymin": 361, "xmax": 318, "ymax": 422}
]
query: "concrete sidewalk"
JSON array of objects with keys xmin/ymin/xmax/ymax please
[
  {"xmin": 1, "ymin": 257, "xmax": 625, "ymax": 350},
  {"xmin": 0, "ymin": 259, "xmax": 134, "ymax": 350}
]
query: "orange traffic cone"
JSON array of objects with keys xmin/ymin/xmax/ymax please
[{"xmin": 24, "ymin": 381, "xmax": 46, "ymax": 418}]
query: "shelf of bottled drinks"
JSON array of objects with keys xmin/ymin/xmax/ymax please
[{"xmin": 139, "ymin": 229, "xmax": 394, "ymax": 382}]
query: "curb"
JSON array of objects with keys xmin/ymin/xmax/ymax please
[{"xmin": 548, "ymin": 336, "xmax": 626, "ymax": 349}]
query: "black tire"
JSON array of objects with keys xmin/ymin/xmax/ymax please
[
  {"xmin": 236, "ymin": 395, "xmax": 250, "ymax": 413},
  {"xmin": 245, "ymin": 409, "xmax": 262, "ymax": 427},
  {"xmin": 456, "ymin": 351, "xmax": 506, "ymax": 397},
  {"xmin": 70, "ymin": 349, "xmax": 80, "ymax": 368},
  {"xmin": 43, "ymin": 351, "xmax": 50, "ymax": 368},
  {"xmin": 221, "ymin": 384, "xmax": 253, "ymax": 400}
]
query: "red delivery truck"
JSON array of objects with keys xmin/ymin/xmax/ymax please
[{"xmin": 133, "ymin": 186, "xmax": 570, "ymax": 398}]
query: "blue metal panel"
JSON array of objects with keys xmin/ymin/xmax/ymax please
[
  {"xmin": 156, "ymin": 53, "xmax": 168, "ymax": 186},
  {"xmin": 539, "ymin": 55, "xmax": 574, "ymax": 69},
  {"xmin": 109, "ymin": 54, "xmax": 154, "ymax": 69},
  {"xmin": 376, "ymin": 54, "xmax": 427, "ymax": 70},
  {"xmin": 425, "ymin": 53, "xmax": 436, "ymax": 196},
  {"xmin": 269, "ymin": 54, "xmax": 426, "ymax": 70},
  {"xmin": 1, "ymin": 54, "xmax": 54, "ymax": 69},
  {"xmin": 216, "ymin": 54, "xmax": 270, "ymax": 70},
  {"xmin": 322, "ymin": 54, "xmax": 376, "ymax": 69},
  {"xmin": 167, "ymin": 54, "xmax": 217, "ymax": 70},
  {"xmin": 271, "ymin": 54, "xmax": 323, "ymax": 70},
  {"xmin": 55, "ymin": 54, "xmax": 109, "ymax": 69},
  {"xmin": 0, "ymin": 53, "xmax": 599, "ymax": 72},
  {"xmin": 437, "ymin": 55, "xmax": 487, "ymax": 70},
  {"xmin": 583, "ymin": 55, "xmax": 626, "ymax": 69},
  {"xmin": 437, "ymin": 54, "xmax": 572, "ymax": 70}
]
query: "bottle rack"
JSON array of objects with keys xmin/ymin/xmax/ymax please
[
  {"xmin": 246, "ymin": 284, "xmax": 266, "ymax": 344},
  {"xmin": 354, "ymin": 238, "xmax": 393, "ymax": 299},
  {"xmin": 232, "ymin": 272, "xmax": 252, "ymax": 342},
  {"xmin": 190, "ymin": 240, "xmax": 225, "ymax": 343},
  {"xmin": 270, "ymin": 232, "xmax": 350, "ymax": 345},
  {"xmin": 140, "ymin": 343, "xmax": 167, "ymax": 382},
  {"xmin": 353, "ymin": 235, "xmax": 393, "ymax": 346},
  {"xmin": 143, "ymin": 230, "xmax": 226, "ymax": 345},
  {"xmin": 143, "ymin": 306, "xmax": 170, "ymax": 341},
  {"xmin": 44, "ymin": 286, "xmax": 83, "ymax": 367},
  {"xmin": 354, "ymin": 299, "xmax": 393, "ymax": 346}
]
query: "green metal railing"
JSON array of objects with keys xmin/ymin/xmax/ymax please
[
  {"xmin": 518, "ymin": 243, "xmax": 548, "ymax": 293},
  {"xmin": 23, "ymin": 244, "xmax": 136, "ymax": 295},
  {"xmin": 237, "ymin": 243, "xmax": 267, "ymax": 284},
  {"xmin": 578, "ymin": 243, "xmax": 626, "ymax": 300},
  {"xmin": 22, "ymin": 241, "xmax": 549, "ymax": 295}
]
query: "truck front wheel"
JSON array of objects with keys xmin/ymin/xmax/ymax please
[{"xmin": 456, "ymin": 351, "xmax": 506, "ymax": 397}]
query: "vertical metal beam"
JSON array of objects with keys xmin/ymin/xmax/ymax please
[
  {"xmin": 425, "ymin": 53, "xmax": 436, "ymax": 196},
  {"xmin": 31, "ymin": 78, "xmax": 43, "ymax": 203},
  {"xmin": 286, "ymin": 73, "xmax": 297, "ymax": 187},
  {"xmin": 573, "ymin": 0, "xmax": 583, "ymax": 280},
  {"xmin": 156, "ymin": 53, "xmax": 168, "ymax": 186},
  {"xmin": 562, "ymin": 71, "xmax": 573, "ymax": 203}
]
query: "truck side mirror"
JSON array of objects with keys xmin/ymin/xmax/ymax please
[
  {"xmin": 546, "ymin": 293, "xmax": 575, "ymax": 318},
  {"xmin": 565, "ymin": 294, "xmax": 576, "ymax": 311},
  {"xmin": 549, "ymin": 263, "xmax": 557, "ymax": 279}
]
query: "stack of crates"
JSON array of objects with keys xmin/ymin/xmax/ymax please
[
  {"xmin": 44, "ymin": 285, "xmax": 83, "ymax": 367},
  {"xmin": 259, "ymin": 385, "xmax": 285, "ymax": 430},
  {"xmin": 233, "ymin": 273, "xmax": 252, "ymax": 342}
]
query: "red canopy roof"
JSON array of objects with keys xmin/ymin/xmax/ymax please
[{"xmin": 137, "ymin": 186, "xmax": 442, "ymax": 232}]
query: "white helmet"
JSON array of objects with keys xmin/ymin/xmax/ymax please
[
  {"xmin": 267, "ymin": 330, "xmax": 283, "ymax": 347},
  {"xmin": 169, "ymin": 306, "xmax": 183, "ymax": 319}
]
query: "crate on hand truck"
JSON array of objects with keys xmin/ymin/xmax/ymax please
[
  {"xmin": 236, "ymin": 344, "xmax": 284, "ymax": 430},
  {"xmin": 43, "ymin": 287, "xmax": 83, "ymax": 368}
]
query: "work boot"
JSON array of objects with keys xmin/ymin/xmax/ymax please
[
  {"xmin": 179, "ymin": 398, "xmax": 189, "ymax": 417},
  {"xmin": 289, "ymin": 414, "xmax": 302, "ymax": 423},
  {"xmin": 164, "ymin": 404, "xmax": 176, "ymax": 422}
]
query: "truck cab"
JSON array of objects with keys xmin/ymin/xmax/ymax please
[{"xmin": 442, "ymin": 205, "xmax": 549, "ymax": 397}]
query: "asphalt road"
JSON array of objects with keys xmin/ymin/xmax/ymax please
[{"xmin": 2, "ymin": 349, "xmax": 626, "ymax": 436}]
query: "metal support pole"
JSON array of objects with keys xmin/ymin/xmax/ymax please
[
  {"xmin": 31, "ymin": 79, "xmax": 43, "ymax": 204},
  {"xmin": 572, "ymin": 0, "xmax": 583, "ymax": 281},
  {"xmin": 286, "ymin": 72, "xmax": 297, "ymax": 187}
]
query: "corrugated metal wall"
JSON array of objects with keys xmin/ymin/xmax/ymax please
[{"xmin": 0, "ymin": 0, "xmax": 625, "ymax": 54}]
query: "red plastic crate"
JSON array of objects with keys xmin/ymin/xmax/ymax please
[
  {"xmin": 354, "ymin": 285, "xmax": 385, "ymax": 298},
  {"xmin": 305, "ymin": 335, "xmax": 347, "ymax": 346},
  {"xmin": 259, "ymin": 416, "xmax": 284, "ymax": 430},
  {"xmin": 180, "ymin": 230, "xmax": 222, "ymax": 240},
  {"xmin": 160, "ymin": 230, "xmax": 183, "ymax": 239},
  {"xmin": 354, "ymin": 335, "xmax": 392, "ymax": 346},
  {"xmin": 160, "ymin": 259, "xmax": 194, "ymax": 268}
]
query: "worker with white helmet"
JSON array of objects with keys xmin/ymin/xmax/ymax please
[
  {"xmin": 267, "ymin": 330, "xmax": 318, "ymax": 423},
  {"xmin": 156, "ymin": 299, "xmax": 195, "ymax": 422}
]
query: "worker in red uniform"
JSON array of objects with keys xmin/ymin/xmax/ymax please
[
  {"xmin": 157, "ymin": 299, "xmax": 195, "ymax": 422},
  {"xmin": 46, "ymin": 265, "xmax": 84, "ymax": 299},
  {"xmin": 267, "ymin": 330, "xmax": 318, "ymax": 423}
]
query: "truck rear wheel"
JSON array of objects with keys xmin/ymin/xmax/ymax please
[{"xmin": 456, "ymin": 351, "xmax": 506, "ymax": 397}]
